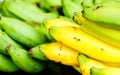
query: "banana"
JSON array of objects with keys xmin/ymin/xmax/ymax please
[
  {"xmin": 0, "ymin": 29, "xmax": 22, "ymax": 55},
  {"xmin": 90, "ymin": 67, "xmax": 120, "ymax": 75},
  {"xmin": 0, "ymin": 17, "xmax": 47, "ymax": 48},
  {"xmin": 1, "ymin": 0, "xmax": 23, "ymax": 19},
  {"xmin": 29, "ymin": 44, "xmax": 48, "ymax": 61},
  {"xmin": 0, "ymin": 53, "xmax": 19, "ymax": 72},
  {"xmin": 83, "ymin": 3, "xmax": 120, "ymax": 29},
  {"xmin": 73, "ymin": 13, "xmax": 120, "ymax": 49},
  {"xmin": 39, "ymin": 42, "xmax": 79, "ymax": 66},
  {"xmin": 43, "ymin": 18, "xmax": 80, "ymax": 31},
  {"xmin": 44, "ymin": 0, "xmax": 62, "ymax": 7},
  {"xmin": 81, "ymin": 0, "xmax": 94, "ymax": 8},
  {"xmin": 7, "ymin": 45, "xmax": 46, "ymax": 73},
  {"xmin": 77, "ymin": 54, "xmax": 106, "ymax": 75},
  {"xmin": 62, "ymin": 0, "xmax": 82, "ymax": 18},
  {"xmin": 49, "ymin": 26, "xmax": 120, "ymax": 63},
  {"xmin": 42, "ymin": 18, "xmax": 80, "ymax": 42},
  {"xmin": 4, "ymin": 0, "xmax": 57, "ymax": 23}
]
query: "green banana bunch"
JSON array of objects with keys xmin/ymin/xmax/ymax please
[
  {"xmin": 0, "ymin": 53, "xmax": 19, "ymax": 72},
  {"xmin": 90, "ymin": 67, "xmax": 120, "ymax": 75},
  {"xmin": 7, "ymin": 45, "xmax": 46, "ymax": 73},
  {"xmin": 62, "ymin": 0, "xmax": 82, "ymax": 18},
  {"xmin": 3, "ymin": 0, "xmax": 57, "ymax": 23},
  {"xmin": 29, "ymin": 44, "xmax": 48, "ymax": 61},
  {"xmin": 0, "ymin": 29, "xmax": 22, "ymax": 55},
  {"xmin": 0, "ymin": 17, "xmax": 47, "ymax": 48},
  {"xmin": 82, "ymin": 2, "xmax": 120, "ymax": 29},
  {"xmin": 73, "ymin": 13, "xmax": 120, "ymax": 49}
]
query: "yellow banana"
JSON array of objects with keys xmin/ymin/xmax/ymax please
[
  {"xmin": 49, "ymin": 26, "xmax": 120, "ymax": 63},
  {"xmin": 39, "ymin": 42, "xmax": 79, "ymax": 66},
  {"xmin": 77, "ymin": 54, "xmax": 107, "ymax": 75},
  {"xmin": 91, "ymin": 66, "xmax": 120, "ymax": 75},
  {"xmin": 42, "ymin": 18, "xmax": 80, "ymax": 31},
  {"xmin": 73, "ymin": 13, "xmax": 120, "ymax": 49}
]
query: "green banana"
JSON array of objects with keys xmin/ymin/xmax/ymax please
[
  {"xmin": 73, "ymin": 13, "xmax": 120, "ymax": 49},
  {"xmin": 0, "ymin": 53, "xmax": 19, "ymax": 72},
  {"xmin": 83, "ymin": 3, "xmax": 120, "ymax": 29},
  {"xmin": 0, "ymin": 17, "xmax": 47, "ymax": 48},
  {"xmin": 7, "ymin": 45, "xmax": 46, "ymax": 73},
  {"xmin": 0, "ymin": 29, "xmax": 22, "ymax": 55},
  {"xmin": 81, "ymin": 0, "xmax": 94, "ymax": 8},
  {"xmin": 44, "ymin": 0, "xmax": 62, "ymax": 7},
  {"xmin": 4, "ymin": 0, "xmax": 57, "ymax": 23},
  {"xmin": 1, "ymin": 4, "xmax": 23, "ymax": 20},
  {"xmin": 90, "ymin": 67, "xmax": 120, "ymax": 75},
  {"xmin": 72, "ymin": 0, "xmax": 84, "ymax": 13},
  {"xmin": 29, "ymin": 44, "xmax": 48, "ymax": 61},
  {"xmin": 62, "ymin": 0, "xmax": 82, "ymax": 18}
]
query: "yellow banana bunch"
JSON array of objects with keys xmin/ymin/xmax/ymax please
[{"xmin": 49, "ymin": 26, "xmax": 120, "ymax": 63}]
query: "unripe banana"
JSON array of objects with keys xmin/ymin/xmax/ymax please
[
  {"xmin": 0, "ymin": 17, "xmax": 47, "ymax": 48},
  {"xmin": 7, "ymin": 45, "xmax": 46, "ymax": 73},
  {"xmin": 49, "ymin": 26, "xmax": 120, "ymax": 63},
  {"xmin": 77, "ymin": 54, "xmax": 106, "ymax": 75},
  {"xmin": 90, "ymin": 67, "xmax": 120, "ymax": 75},
  {"xmin": 83, "ymin": 3, "xmax": 120, "ymax": 29},
  {"xmin": 0, "ymin": 53, "xmax": 19, "ymax": 72},
  {"xmin": 0, "ymin": 29, "xmax": 22, "ymax": 55},
  {"xmin": 4, "ymin": 0, "xmax": 57, "ymax": 23},
  {"xmin": 62, "ymin": 0, "xmax": 82, "ymax": 18},
  {"xmin": 73, "ymin": 13, "xmax": 120, "ymax": 49},
  {"xmin": 81, "ymin": 0, "xmax": 94, "ymax": 8},
  {"xmin": 1, "ymin": 1, "xmax": 23, "ymax": 20},
  {"xmin": 29, "ymin": 44, "xmax": 48, "ymax": 61},
  {"xmin": 39, "ymin": 42, "xmax": 79, "ymax": 66}
]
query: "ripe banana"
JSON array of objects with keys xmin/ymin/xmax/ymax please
[
  {"xmin": 39, "ymin": 42, "xmax": 79, "ymax": 66},
  {"xmin": 29, "ymin": 44, "xmax": 48, "ymax": 61},
  {"xmin": 43, "ymin": 18, "xmax": 80, "ymax": 31},
  {"xmin": 42, "ymin": 18, "xmax": 80, "ymax": 41},
  {"xmin": 90, "ymin": 67, "xmax": 120, "ymax": 75},
  {"xmin": 0, "ymin": 29, "xmax": 22, "ymax": 55},
  {"xmin": 77, "ymin": 54, "xmax": 106, "ymax": 75},
  {"xmin": 62, "ymin": 0, "xmax": 82, "ymax": 18},
  {"xmin": 49, "ymin": 26, "xmax": 120, "ymax": 63},
  {"xmin": 0, "ymin": 17, "xmax": 47, "ymax": 48},
  {"xmin": 73, "ymin": 13, "xmax": 120, "ymax": 49},
  {"xmin": 0, "ymin": 53, "xmax": 19, "ymax": 72},
  {"xmin": 83, "ymin": 3, "xmax": 120, "ymax": 29},
  {"xmin": 7, "ymin": 45, "xmax": 46, "ymax": 73}
]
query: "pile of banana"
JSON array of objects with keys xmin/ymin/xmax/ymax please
[{"xmin": 0, "ymin": 0, "xmax": 120, "ymax": 75}]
